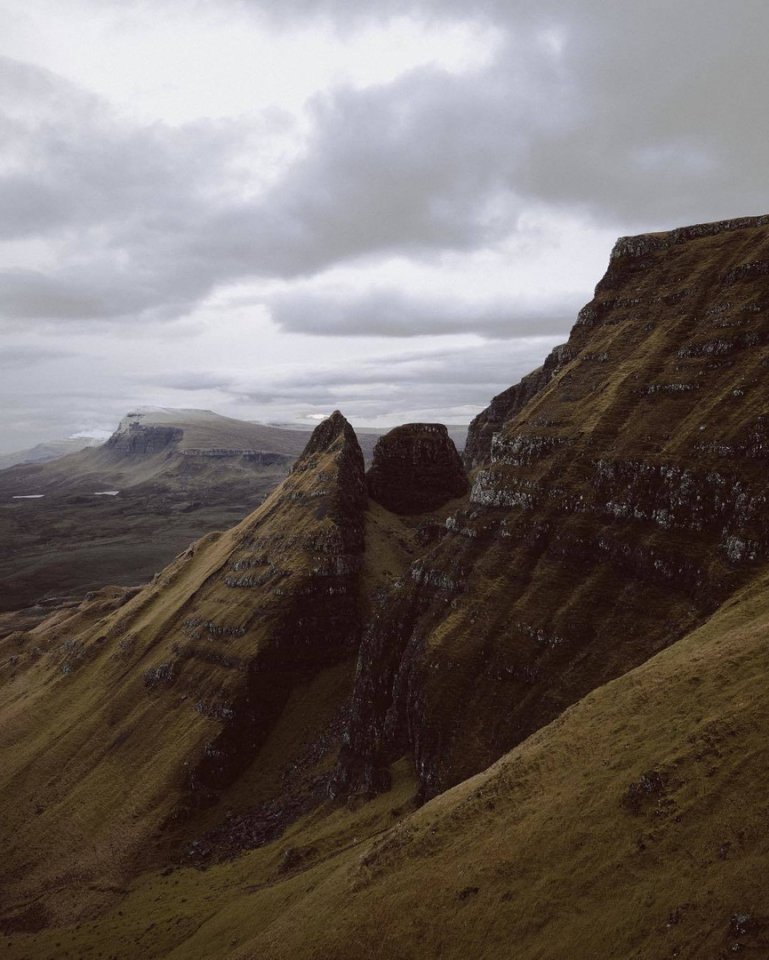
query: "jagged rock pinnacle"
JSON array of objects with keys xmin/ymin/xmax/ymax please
[{"xmin": 294, "ymin": 410, "xmax": 362, "ymax": 466}]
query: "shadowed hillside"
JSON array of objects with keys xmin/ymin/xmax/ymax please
[
  {"xmin": 4, "ymin": 215, "xmax": 769, "ymax": 959},
  {"xmin": 0, "ymin": 412, "xmax": 378, "ymax": 925}
]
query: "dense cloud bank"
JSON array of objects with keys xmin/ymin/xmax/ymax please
[{"xmin": 1, "ymin": 0, "xmax": 767, "ymax": 447}]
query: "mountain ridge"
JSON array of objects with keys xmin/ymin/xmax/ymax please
[{"xmin": 4, "ymin": 213, "xmax": 769, "ymax": 958}]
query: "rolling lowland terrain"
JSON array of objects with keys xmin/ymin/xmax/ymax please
[
  {"xmin": 3, "ymin": 214, "xmax": 769, "ymax": 959},
  {"xmin": 0, "ymin": 410, "xmax": 411, "ymax": 623}
]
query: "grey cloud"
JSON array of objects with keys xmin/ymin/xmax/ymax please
[
  {"xmin": 191, "ymin": 64, "xmax": 539, "ymax": 279},
  {"xmin": 266, "ymin": 286, "xmax": 576, "ymax": 339},
  {"xmin": 4, "ymin": 2, "xmax": 769, "ymax": 333},
  {"xmin": 0, "ymin": 57, "xmax": 250, "ymax": 323},
  {"xmin": 0, "ymin": 178, "xmax": 73, "ymax": 239},
  {"xmin": 0, "ymin": 345, "xmax": 72, "ymax": 368},
  {"xmin": 245, "ymin": 0, "xmax": 769, "ymax": 229},
  {"xmin": 167, "ymin": 0, "xmax": 769, "ymax": 294},
  {"xmin": 149, "ymin": 371, "xmax": 236, "ymax": 392},
  {"xmin": 220, "ymin": 338, "xmax": 559, "ymax": 412},
  {"xmin": 0, "ymin": 270, "xmax": 119, "ymax": 320},
  {"xmin": 0, "ymin": 263, "xmax": 208, "ymax": 323},
  {"xmin": 237, "ymin": 0, "xmax": 518, "ymax": 30}
]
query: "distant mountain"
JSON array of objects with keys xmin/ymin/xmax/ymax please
[
  {"xmin": 0, "ymin": 409, "xmax": 465, "ymax": 614},
  {"xmin": 0, "ymin": 408, "xmax": 311, "ymax": 497},
  {"xmin": 0, "ymin": 408, "xmax": 320, "ymax": 613},
  {"xmin": 0, "ymin": 436, "xmax": 102, "ymax": 471}
]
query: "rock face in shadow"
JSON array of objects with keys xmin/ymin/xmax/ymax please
[
  {"xmin": 366, "ymin": 424, "xmax": 468, "ymax": 515},
  {"xmin": 335, "ymin": 214, "xmax": 769, "ymax": 800},
  {"xmin": 180, "ymin": 410, "xmax": 368, "ymax": 798},
  {"xmin": 105, "ymin": 422, "xmax": 184, "ymax": 455}
]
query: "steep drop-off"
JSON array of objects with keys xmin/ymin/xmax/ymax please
[{"xmin": 338, "ymin": 214, "xmax": 769, "ymax": 798}]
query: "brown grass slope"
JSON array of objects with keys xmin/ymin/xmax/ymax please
[
  {"xmin": 0, "ymin": 412, "xmax": 376, "ymax": 928},
  {"xmin": 6, "ymin": 560, "xmax": 769, "ymax": 960},
  {"xmin": 231, "ymin": 564, "xmax": 769, "ymax": 960}
]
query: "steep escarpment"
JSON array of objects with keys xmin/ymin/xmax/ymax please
[
  {"xmin": 105, "ymin": 418, "xmax": 184, "ymax": 455},
  {"xmin": 337, "ymin": 214, "xmax": 769, "ymax": 799},
  {"xmin": 12, "ymin": 525, "xmax": 769, "ymax": 960},
  {"xmin": 0, "ymin": 412, "xmax": 369, "ymax": 922},
  {"xmin": 235, "ymin": 568, "xmax": 769, "ymax": 960}
]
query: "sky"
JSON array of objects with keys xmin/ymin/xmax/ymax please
[{"xmin": 1, "ymin": 0, "xmax": 768, "ymax": 451}]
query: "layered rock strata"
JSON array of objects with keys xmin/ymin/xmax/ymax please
[
  {"xmin": 463, "ymin": 343, "xmax": 574, "ymax": 469},
  {"xmin": 105, "ymin": 422, "xmax": 184, "ymax": 455}
]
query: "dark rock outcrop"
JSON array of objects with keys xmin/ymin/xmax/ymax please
[
  {"xmin": 105, "ymin": 422, "xmax": 183, "ymax": 455},
  {"xmin": 366, "ymin": 423, "xmax": 468, "ymax": 515}
]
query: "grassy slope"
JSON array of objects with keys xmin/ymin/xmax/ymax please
[
  {"xmin": 0, "ymin": 426, "xmax": 422, "ymax": 942},
  {"xmin": 0, "ymin": 434, "xmax": 340, "ymax": 909},
  {"xmin": 240, "ymin": 567, "xmax": 769, "ymax": 960},
  {"xmin": 7, "ymin": 562, "xmax": 769, "ymax": 959}
]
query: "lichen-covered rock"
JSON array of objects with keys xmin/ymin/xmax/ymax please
[{"xmin": 366, "ymin": 423, "xmax": 468, "ymax": 515}]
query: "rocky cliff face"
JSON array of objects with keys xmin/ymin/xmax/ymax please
[
  {"xmin": 8, "ymin": 215, "xmax": 769, "ymax": 951},
  {"xmin": 179, "ymin": 411, "xmax": 367, "ymax": 799},
  {"xmin": 336, "ymin": 213, "xmax": 769, "ymax": 799},
  {"xmin": 366, "ymin": 423, "xmax": 468, "ymax": 515},
  {"xmin": 463, "ymin": 343, "xmax": 574, "ymax": 469},
  {"xmin": 105, "ymin": 414, "xmax": 184, "ymax": 455}
]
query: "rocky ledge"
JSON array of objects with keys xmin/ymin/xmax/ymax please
[
  {"xmin": 464, "ymin": 343, "xmax": 574, "ymax": 469},
  {"xmin": 611, "ymin": 213, "xmax": 769, "ymax": 260}
]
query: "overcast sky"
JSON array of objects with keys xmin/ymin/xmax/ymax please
[{"xmin": 1, "ymin": 0, "xmax": 767, "ymax": 451}]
